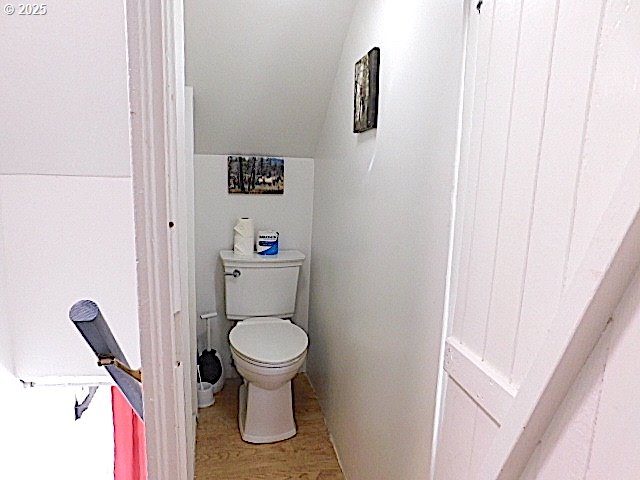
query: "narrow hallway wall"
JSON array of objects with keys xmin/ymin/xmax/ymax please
[{"xmin": 308, "ymin": 1, "xmax": 465, "ymax": 478}]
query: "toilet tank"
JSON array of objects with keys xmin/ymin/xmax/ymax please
[{"xmin": 220, "ymin": 250, "xmax": 305, "ymax": 320}]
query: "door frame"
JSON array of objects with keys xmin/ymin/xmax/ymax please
[{"xmin": 124, "ymin": 1, "xmax": 191, "ymax": 479}]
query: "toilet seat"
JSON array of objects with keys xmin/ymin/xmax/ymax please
[
  {"xmin": 229, "ymin": 317, "xmax": 308, "ymax": 367},
  {"xmin": 231, "ymin": 346, "xmax": 306, "ymax": 369}
]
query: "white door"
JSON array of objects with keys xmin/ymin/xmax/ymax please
[{"xmin": 434, "ymin": 0, "xmax": 640, "ymax": 478}]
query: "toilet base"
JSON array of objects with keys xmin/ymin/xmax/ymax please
[{"xmin": 238, "ymin": 379, "xmax": 297, "ymax": 444}]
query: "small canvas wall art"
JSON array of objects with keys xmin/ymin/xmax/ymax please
[
  {"xmin": 353, "ymin": 47, "xmax": 380, "ymax": 133},
  {"xmin": 228, "ymin": 156, "xmax": 285, "ymax": 194}
]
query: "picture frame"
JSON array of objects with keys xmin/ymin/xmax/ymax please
[
  {"xmin": 353, "ymin": 47, "xmax": 380, "ymax": 133},
  {"xmin": 227, "ymin": 156, "xmax": 285, "ymax": 194}
]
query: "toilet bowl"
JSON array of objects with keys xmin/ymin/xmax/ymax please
[{"xmin": 229, "ymin": 316, "xmax": 308, "ymax": 443}]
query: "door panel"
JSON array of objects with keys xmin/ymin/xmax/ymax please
[{"xmin": 436, "ymin": 0, "xmax": 639, "ymax": 477}]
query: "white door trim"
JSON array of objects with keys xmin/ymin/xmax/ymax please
[{"xmin": 125, "ymin": 1, "xmax": 190, "ymax": 479}]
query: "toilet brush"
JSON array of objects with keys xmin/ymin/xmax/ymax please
[{"xmin": 198, "ymin": 312, "xmax": 224, "ymax": 393}]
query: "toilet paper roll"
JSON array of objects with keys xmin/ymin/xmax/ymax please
[
  {"xmin": 233, "ymin": 217, "xmax": 254, "ymax": 238},
  {"xmin": 233, "ymin": 235, "xmax": 254, "ymax": 255},
  {"xmin": 233, "ymin": 217, "xmax": 255, "ymax": 255}
]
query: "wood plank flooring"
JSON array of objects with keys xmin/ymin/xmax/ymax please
[{"xmin": 195, "ymin": 374, "xmax": 344, "ymax": 480}]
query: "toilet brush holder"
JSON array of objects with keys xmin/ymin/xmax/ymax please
[
  {"xmin": 197, "ymin": 382, "xmax": 215, "ymax": 408},
  {"xmin": 200, "ymin": 312, "xmax": 225, "ymax": 394}
]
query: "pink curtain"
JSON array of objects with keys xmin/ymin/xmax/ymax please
[{"xmin": 112, "ymin": 386, "xmax": 147, "ymax": 480}]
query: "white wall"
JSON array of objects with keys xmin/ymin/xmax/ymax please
[
  {"xmin": 0, "ymin": 176, "xmax": 140, "ymax": 379},
  {"xmin": 307, "ymin": 1, "xmax": 464, "ymax": 478},
  {"xmin": 435, "ymin": 0, "xmax": 640, "ymax": 477},
  {"xmin": 194, "ymin": 155, "xmax": 314, "ymax": 378},
  {"xmin": 0, "ymin": 1, "xmax": 139, "ymax": 381},
  {"xmin": 184, "ymin": 0, "xmax": 356, "ymax": 157},
  {"xmin": 0, "ymin": 1, "xmax": 131, "ymax": 177}
]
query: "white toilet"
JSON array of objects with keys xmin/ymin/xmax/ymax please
[{"xmin": 220, "ymin": 249, "xmax": 308, "ymax": 443}]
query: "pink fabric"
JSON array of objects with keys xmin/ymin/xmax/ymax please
[{"xmin": 112, "ymin": 386, "xmax": 147, "ymax": 480}]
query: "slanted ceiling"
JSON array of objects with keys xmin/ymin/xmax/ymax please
[{"xmin": 185, "ymin": 0, "xmax": 357, "ymax": 158}]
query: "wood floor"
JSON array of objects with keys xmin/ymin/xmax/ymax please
[{"xmin": 195, "ymin": 374, "xmax": 344, "ymax": 480}]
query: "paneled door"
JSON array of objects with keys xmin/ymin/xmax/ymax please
[{"xmin": 434, "ymin": 0, "xmax": 640, "ymax": 478}]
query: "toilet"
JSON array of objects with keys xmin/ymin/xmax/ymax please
[{"xmin": 220, "ymin": 249, "xmax": 308, "ymax": 443}]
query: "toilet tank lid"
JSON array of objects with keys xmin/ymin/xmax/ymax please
[{"xmin": 220, "ymin": 250, "xmax": 305, "ymax": 267}]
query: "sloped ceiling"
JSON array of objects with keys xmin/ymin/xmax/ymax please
[{"xmin": 185, "ymin": 0, "xmax": 357, "ymax": 158}]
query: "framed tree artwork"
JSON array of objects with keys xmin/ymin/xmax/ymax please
[
  {"xmin": 353, "ymin": 47, "xmax": 380, "ymax": 133},
  {"xmin": 227, "ymin": 156, "xmax": 284, "ymax": 194}
]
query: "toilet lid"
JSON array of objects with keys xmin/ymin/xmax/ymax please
[{"xmin": 229, "ymin": 317, "xmax": 308, "ymax": 365}]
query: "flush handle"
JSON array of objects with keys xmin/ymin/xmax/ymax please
[{"xmin": 225, "ymin": 269, "xmax": 241, "ymax": 278}]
